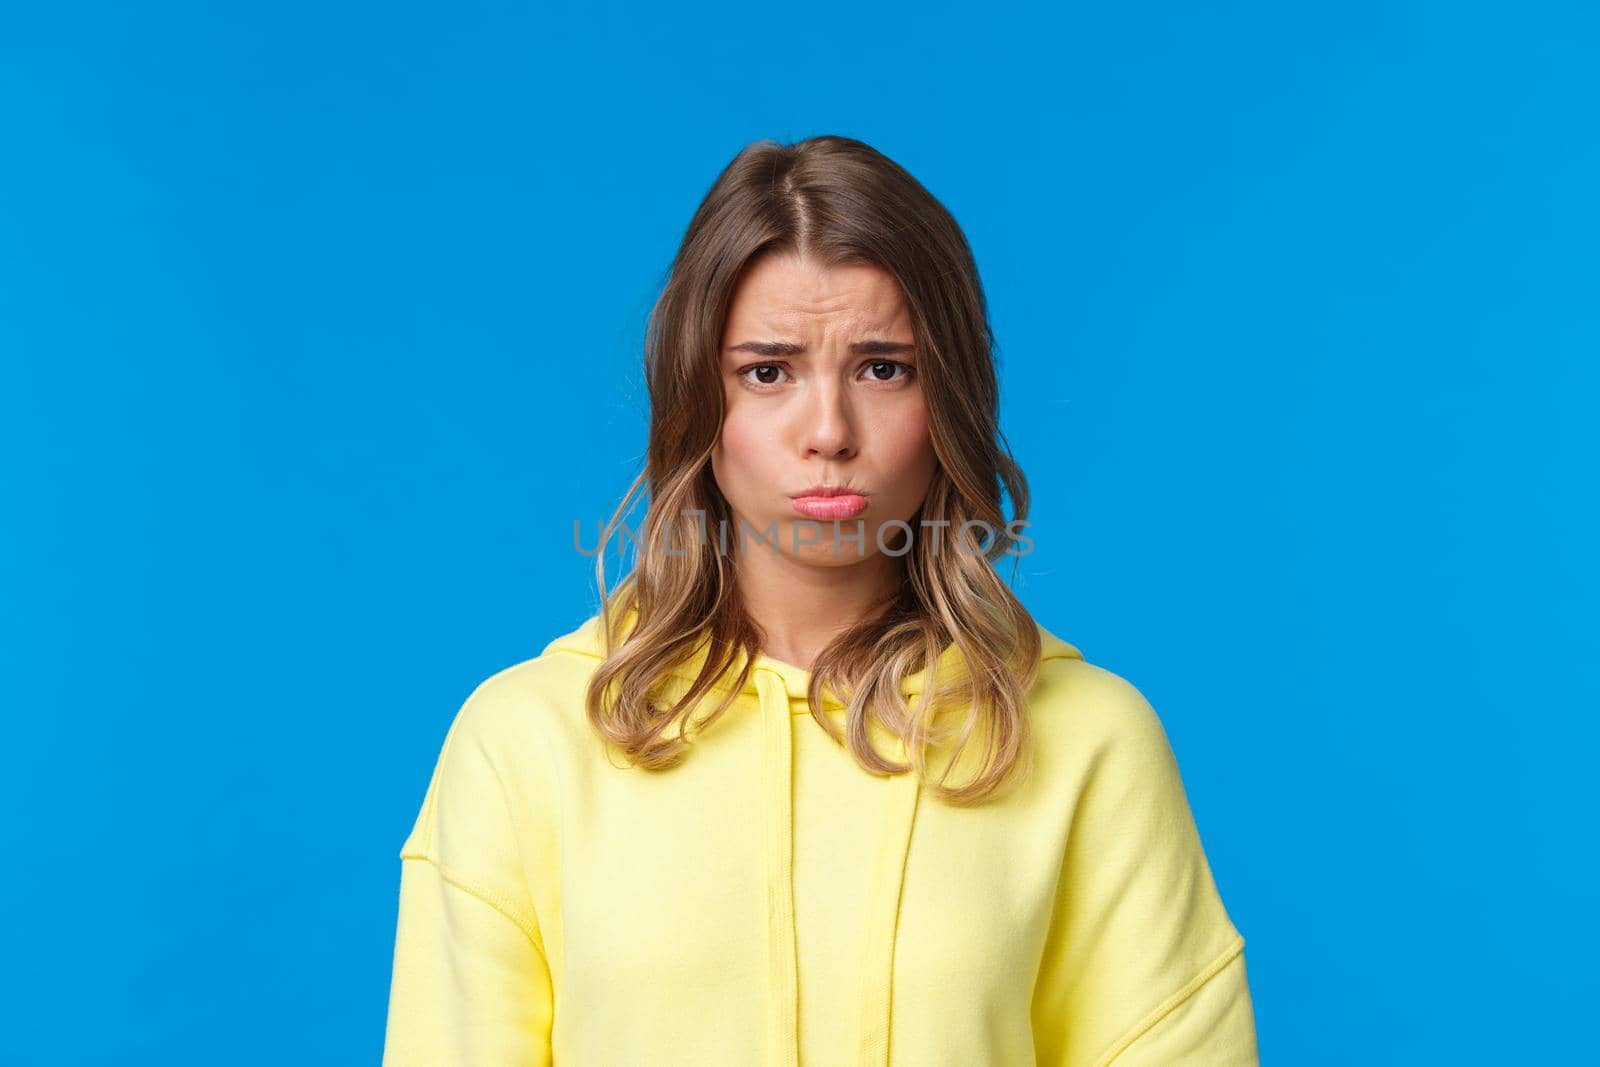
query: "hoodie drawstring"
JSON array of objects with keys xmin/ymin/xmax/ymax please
[
  {"xmin": 754, "ymin": 665, "xmax": 924, "ymax": 1067},
  {"xmin": 755, "ymin": 667, "xmax": 800, "ymax": 1067},
  {"xmin": 857, "ymin": 747, "xmax": 921, "ymax": 1065}
]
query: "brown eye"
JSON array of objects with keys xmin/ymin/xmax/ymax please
[
  {"xmin": 738, "ymin": 363, "xmax": 788, "ymax": 387},
  {"xmin": 865, "ymin": 360, "xmax": 913, "ymax": 383}
]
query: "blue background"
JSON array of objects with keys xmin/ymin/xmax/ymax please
[{"xmin": 4, "ymin": 2, "xmax": 1594, "ymax": 1062}]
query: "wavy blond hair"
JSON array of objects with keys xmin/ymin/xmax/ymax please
[{"xmin": 585, "ymin": 135, "xmax": 1042, "ymax": 806}]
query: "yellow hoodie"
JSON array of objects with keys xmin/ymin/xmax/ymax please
[{"xmin": 382, "ymin": 610, "xmax": 1257, "ymax": 1065}]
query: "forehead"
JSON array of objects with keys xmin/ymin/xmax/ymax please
[{"xmin": 723, "ymin": 253, "xmax": 909, "ymax": 331}]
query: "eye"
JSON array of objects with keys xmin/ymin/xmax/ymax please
[
  {"xmin": 862, "ymin": 360, "xmax": 916, "ymax": 384},
  {"xmin": 737, "ymin": 363, "xmax": 791, "ymax": 388}
]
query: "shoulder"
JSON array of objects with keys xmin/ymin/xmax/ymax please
[
  {"xmin": 460, "ymin": 645, "xmax": 595, "ymax": 722},
  {"xmin": 1029, "ymin": 623, "xmax": 1170, "ymax": 745},
  {"xmin": 429, "ymin": 611, "xmax": 627, "ymax": 777},
  {"xmin": 446, "ymin": 609, "xmax": 612, "ymax": 732},
  {"xmin": 1024, "ymin": 635, "xmax": 1188, "ymax": 798},
  {"xmin": 400, "ymin": 634, "xmax": 599, "ymax": 858}
]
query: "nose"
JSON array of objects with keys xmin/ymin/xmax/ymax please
[{"xmin": 800, "ymin": 377, "xmax": 857, "ymax": 461}]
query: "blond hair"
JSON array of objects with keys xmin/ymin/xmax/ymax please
[{"xmin": 585, "ymin": 135, "xmax": 1041, "ymax": 806}]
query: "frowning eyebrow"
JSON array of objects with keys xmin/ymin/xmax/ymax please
[{"xmin": 726, "ymin": 340, "xmax": 916, "ymax": 357}]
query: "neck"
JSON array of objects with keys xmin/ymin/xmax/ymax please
[{"xmin": 735, "ymin": 546, "xmax": 904, "ymax": 672}]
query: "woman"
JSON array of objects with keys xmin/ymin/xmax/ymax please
[{"xmin": 381, "ymin": 135, "xmax": 1258, "ymax": 1065}]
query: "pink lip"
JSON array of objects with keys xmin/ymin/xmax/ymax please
[{"xmin": 791, "ymin": 494, "xmax": 869, "ymax": 520}]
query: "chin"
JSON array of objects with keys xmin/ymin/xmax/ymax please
[{"xmin": 793, "ymin": 547, "xmax": 879, "ymax": 568}]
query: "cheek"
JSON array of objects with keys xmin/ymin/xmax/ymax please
[
  {"xmin": 881, "ymin": 407, "xmax": 936, "ymax": 475},
  {"xmin": 712, "ymin": 402, "xmax": 775, "ymax": 496},
  {"xmin": 715, "ymin": 408, "xmax": 759, "ymax": 470}
]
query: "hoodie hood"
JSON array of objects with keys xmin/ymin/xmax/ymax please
[
  {"xmin": 542, "ymin": 607, "xmax": 1084, "ymax": 1066},
  {"xmin": 542, "ymin": 606, "xmax": 1085, "ymax": 713}
]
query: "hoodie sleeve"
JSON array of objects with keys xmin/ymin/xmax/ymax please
[
  {"xmin": 1030, "ymin": 667, "xmax": 1258, "ymax": 1066},
  {"xmin": 381, "ymin": 674, "xmax": 556, "ymax": 1066}
]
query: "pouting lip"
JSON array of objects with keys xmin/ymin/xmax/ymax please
[{"xmin": 791, "ymin": 484, "xmax": 867, "ymax": 498}]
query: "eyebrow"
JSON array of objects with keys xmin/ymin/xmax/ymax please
[{"xmin": 726, "ymin": 340, "xmax": 916, "ymax": 357}]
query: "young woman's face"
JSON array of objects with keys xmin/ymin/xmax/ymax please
[{"xmin": 712, "ymin": 251, "xmax": 938, "ymax": 565}]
